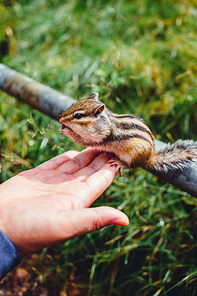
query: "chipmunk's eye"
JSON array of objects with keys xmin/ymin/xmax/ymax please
[{"xmin": 74, "ymin": 113, "xmax": 84, "ymax": 119}]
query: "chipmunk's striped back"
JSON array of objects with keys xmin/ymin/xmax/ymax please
[{"xmin": 110, "ymin": 113, "xmax": 154, "ymax": 148}]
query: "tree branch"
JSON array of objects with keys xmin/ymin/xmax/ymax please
[{"xmin": 0, "ymin": 63, "xmax": 196, "ymax": 197}]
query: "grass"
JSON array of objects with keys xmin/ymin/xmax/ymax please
[{"xmin": 1, "ymin": 0, "xmax": 197, "ymax": 295}]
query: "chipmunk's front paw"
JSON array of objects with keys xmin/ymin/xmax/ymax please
[{"xmin": 108, "ymin": 158, "xmax": 123, "ymax": 176}]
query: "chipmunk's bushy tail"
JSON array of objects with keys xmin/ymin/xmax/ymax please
[{"xmin": 146, "ymin": 140, "xmax": 197, "ymax": 173}]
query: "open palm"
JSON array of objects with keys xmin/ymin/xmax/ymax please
[{"xmin": 0, "ymin": 148, "xmax": 129, "ymax": 255}]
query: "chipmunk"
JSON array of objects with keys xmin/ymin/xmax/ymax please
[{"xmin": 59, "ymin": 92, "xmax": 197, "ymax": 175}]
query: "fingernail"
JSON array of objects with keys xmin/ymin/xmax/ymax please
[{"xmin": 111, "ymin": 218, "xmax": 129, "ymax": 226}]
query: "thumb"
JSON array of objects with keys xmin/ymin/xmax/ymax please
[
  {"xmin": 53, "ymin": 206, "xmax": 129, "ymax": 241},
  {"xmin": 16, "ymin": 207, "xmax": 129, "ymax": 255}
]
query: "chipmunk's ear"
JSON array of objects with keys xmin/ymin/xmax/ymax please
[
  {"xmin": 88, "ymin": 92, "xmax": 99, "ymax": 100},
  {"xmin": 94, "ymin": 104, "xmax": 105, "ymax": 117}
]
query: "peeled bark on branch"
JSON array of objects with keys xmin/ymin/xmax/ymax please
[{"xmin": 0, "ymin": 63, "xmax": 197, "ymax": 197}]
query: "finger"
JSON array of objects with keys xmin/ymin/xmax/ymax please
[
  {"xmin": 55, "ymin": 207, "xmax": 129, "ymax": 239},
  {"xmin": 58, "ymin": 148, "xmax": 101, "ymax": 175},
  {"xmin": 37, "ymin": 150, "xmax": 80, "ymax": 170},
  {"xmin": 14, "ymin": 207, "xmax": 129, "ymax": 255},
  {"xmin": 81, "ymin": 160, "xmax": 118, "ymax": 206},
  {"xmin": 74, "ymin": 153, "xmax": 114, "ymax": 180},
  {"xmin": 46, "ymin": 207, "xmax": 129, "ymax": 248},
  {"xmin": 11, "ymin": 205, "xmax": 129, "ymax": 255}
]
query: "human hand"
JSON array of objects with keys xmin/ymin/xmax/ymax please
[{"xmin": 0, "ymin": 148, "xmax": 129, "ymax": 255}]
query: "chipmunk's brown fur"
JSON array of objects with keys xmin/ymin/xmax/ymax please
[{"xmin": 59, "ymin": 93, "xmax": 197, "ymax": 173}]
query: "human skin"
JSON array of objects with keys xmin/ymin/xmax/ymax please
[{"xmin": 0, "ymin": 148, "xmax": 129, "ymax": 255}]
